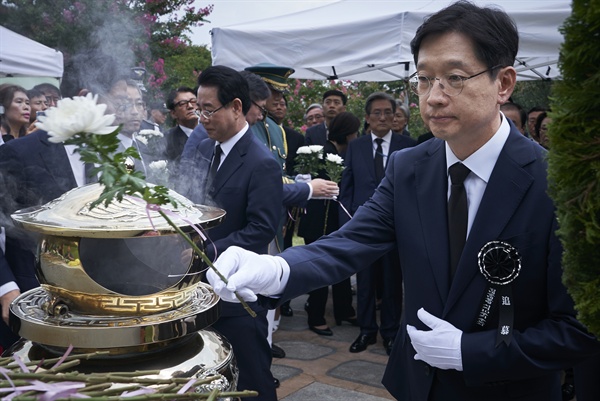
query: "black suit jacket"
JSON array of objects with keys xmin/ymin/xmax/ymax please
[
  {"xmin": 339, "ymin": 132, "xmax": 416, "ymax": 224},
  {"xmin": 304, "ymin": 122, "xmax": 327, "ymax": 146},
  {"xmin": 268, "ymin": 128, "xmax": 600, "ymax": 400},
  {"xmin": 182, "ymin": 129, "xmax": 282, "ymax": 316},
  {"xmin": 164, "ymin": 125, "xmax": 189, "ymax": 164}
]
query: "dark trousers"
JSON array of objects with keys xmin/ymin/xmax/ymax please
[
  {"xmin": 356, "ymin": 251, "xmax": 403, "ymax": 340},
  {"xmin": 212, "ymin": 309, "xmax": 276, "ymax": 401},
  {"xmin": 304, "ymin": 237, "xmax": 355, "ymax": 327}
]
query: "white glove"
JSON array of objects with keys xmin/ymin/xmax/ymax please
[
  {"xmin": 295, "ymin": 174, "xmax": 312, "ymax": 183},
  {"xmin": 207, "ymin": 246, "xmax": 287, "ymax": 303},
  {"xmin": 406, "ymin": 308, "xmax": 463, "ymax": 371}
]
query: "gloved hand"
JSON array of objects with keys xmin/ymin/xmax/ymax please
[
  {"xmin": 207, "ymin": 246, "xmax": 288, "ymax": 303},
  {"xmin": 406, "ymin": 308, "xmax": 463, "ymax": 371}
]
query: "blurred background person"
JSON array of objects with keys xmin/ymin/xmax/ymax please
[
  {"xmin": 304, "ymin": 103, "xmax": 324, "ymax": 129},
  {"xmin": 527, "ymin": 105, "xmax": 547, "ymax": 142},
  {"xmin": 141, "ymin": 100, "xmax": 168, "ymax": 133},
  {"xmin": 535, "ymin": 111, "xmax": 552, "ymax": 149},
  {"xmin": 164, "ymin": 87, "xmax": 198, "ymax": 164},
  {"xmin": 25, "ymin": 88, "xmax": 48, "ymax": 134},
  {"xmin": 392, "ymin": 100, "xmax": 411, "ymax": 137},
  {"xmin": 501, "ymin": 101, "xmax": 527, "ymax": 135},
  {"xmin": 0, "ymin": 84, "xmax": 30, "ymax": 139},
  {"xmin": 298, "ymin": 111, "xmax": 361, "ymax": 337},
  {"xmin": 33, "ymin": 83, "xmax": 61, "ymax": 108}
]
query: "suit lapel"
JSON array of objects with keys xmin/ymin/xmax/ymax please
[
  {"xmin": 415, "ymin": 139, "xmax": 451, "ymax": 303},
  {"xmin": 443, "ymin": 131, "xmax": 536, "ymax": 314},
  {"xmin": 210, "ymin": 131, "xmax": 251, "ymax": 196}
]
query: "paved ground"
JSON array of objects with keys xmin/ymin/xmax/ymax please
[{"xmin": 271, "ymin": 293, "xmax": 395, "ymax": 400}]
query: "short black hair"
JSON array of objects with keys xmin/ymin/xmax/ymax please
[
  {"xmin": 328, "ymin": 112, "xmax": 360, "ymax": 145},
  {"xmin": 166, "ymin": 87, "xmax": 196, "ymax": 110},
  {"xmin": 197, "ymin": 66, "xmax": 251, "ymax": 115},
  {"xmin": 26, "ymin": 88, "xmax": 45, "ymax": 100},
  {"xmin": 365, "ymin": 92, "xmax": 396, "ymax": 115},
  {"xmin": 410, "ymin": 1, "xmax": 518, "ymax": 75},
  {"xmin": 322, "ymin": 89, "xmax": 347, "ymax": 105},
  {"xmin": 239, "ymin": 70, "xmax": 270, "ymax": 102},
  {"xmin": 528, "ymin": 105, "xmax": 548, "ymax": 115}
]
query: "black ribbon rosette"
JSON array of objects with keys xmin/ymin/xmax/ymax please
[{"xmin": 475, "ymin": 241, "xmax": 521, "ymax": 347}]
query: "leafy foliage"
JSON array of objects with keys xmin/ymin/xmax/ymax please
[
  {"xmin": 0, "ymin": 0, "xmax": 212, "ymax": 100},
  {"xmin": 548, "ymin": 0, "xmax": 600, "ymax": 335}
]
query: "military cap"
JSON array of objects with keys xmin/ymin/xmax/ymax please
[{"xmin": 245, "ymin": 63, "xmax": 295, "ymax": 93}]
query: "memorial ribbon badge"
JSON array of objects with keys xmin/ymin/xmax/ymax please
[{"xmin": 476, "ymin": 241, "xmax": 521, "ymax": 347}]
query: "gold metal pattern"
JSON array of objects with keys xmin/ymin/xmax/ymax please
[{"xmin": 11, "ymin": 284, "xmax": 219, "ymax": 348}]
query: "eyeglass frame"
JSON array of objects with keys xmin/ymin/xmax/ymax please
[
  {"xmin": 197, "ymin": 101, "xmax": 231, "ymax": 120},
  {"xmin": 173, "ymin": 98, "xmax": 198, "ymax": 109},
  {"xmin": 408, "ymin": 64, "xmax": 502, "ymax": 97},
  {"xmin": 252, "ymin": 100, "xmax": 268, "ymax": 115}
]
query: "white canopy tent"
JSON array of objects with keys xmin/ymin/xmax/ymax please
[
  {"xmin": 211, "ymin": 0, "xmax": 569, "ymax": 81},
  {"xmin": 0, "ymin": 25, "xmax": 63, "ymax": 81}
]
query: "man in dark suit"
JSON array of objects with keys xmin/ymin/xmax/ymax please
[
  {"xmin": 180, "ymin": 65, "xmax": 282, "ymax": 401},
  {"xmin": 304, "ymin": 89, "xmax": 347, "ymax": 146},
  {"xmin": 339, "ymin": 92, "xmax": 416, "ymax": 355},
  {"xmin": 164, "ymin": 87, "xmax": 198, "ymax": 164},
  {"xmin": 207, "ymin": 3, "xmax": 600, "ymax": 401}
]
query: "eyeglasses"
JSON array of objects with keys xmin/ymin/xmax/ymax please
[
  {"xmin": 252, "ymin": 101, "xmax": 267, "ymax": 115},
  {"xmin": 114, "ymin": 101, "xmax": 146, "ymax": 113},
  {"xmin": 174, "ymin": 98, "xmax": 197, "ymax": 108},
  {"xmin": 197, "ymin": 102, "xmax": 229, "ymax": 120},
  {"xmin": 409, "ymin": 65, "xmax": 502, "ymax": 97},
  {"xmin": 306, "ymin": 114, "xmax": 324, "ymax": 122},
  {"xmin": 370, "ymin": 110, "xmax": 394, "ymax": 118}
]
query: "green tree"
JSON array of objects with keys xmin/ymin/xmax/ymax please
[
  {"xmin": 548, "ymin": 0, "xmax": 600, "ymax": 335},
  {"xmin": 0, "ymin": 0, "xmax": 213, "ymax": 99}
]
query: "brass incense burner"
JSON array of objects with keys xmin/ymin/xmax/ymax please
[{"xmin": 6, "ymin": 184, "xmax": 238, "ymax": 395}]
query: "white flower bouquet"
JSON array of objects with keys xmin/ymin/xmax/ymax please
[{"xmin": 295, "ymin": 145, "xmax": 323, "ymax": 178}]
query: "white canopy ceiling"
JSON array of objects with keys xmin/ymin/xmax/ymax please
[
  {"xmin": 0, "ymin": 25, "xmax": 64, "ymax": 78},
  {"xmin": 211, "ymin": 0, "xmax": 569, "ymax": 81}
]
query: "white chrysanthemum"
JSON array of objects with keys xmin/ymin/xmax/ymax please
[
  {"xmin": 296, "ymin": 146, "xmax": 311, "ymax": 155},
  {"xmin": 308, "ymin": 145, "xmax": 324, "ymax": 153},
  {"xmin": 135, "ymin": 135, "xmax": 149, "ymax": 145},
  {"xmin": 326, "ymin": 153, "xmax": 344, "ymax": 165},
  {"xmin": 149, "ymin": 160, "xmax": 168, "ymax": 171},
  {"xmin": 37, "ymin": 93, "xmax": 118, "ymax": 143},
  {"xmin": 138, "ymin": 129, "xmax": 163, "ymax": 138}
]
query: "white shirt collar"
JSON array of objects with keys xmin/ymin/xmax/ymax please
[
  {"xmin": 370, "ymin": 130, "xmax": 393, "ymax": 143},
  {"xmin": 217, "ymin": 122, "xmax": 249, "ymax": 160},
  {"xmin": 445, "ymin": 113, "xmax": 510, "ymax": 184},
  {"xmin": 179, "ymin": 125, "xmax": 194, "ymax": 137}
]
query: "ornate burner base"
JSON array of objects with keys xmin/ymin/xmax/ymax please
[{"xmin": 10, "ymin": 283, "xmax": 219, "ymax": 349}]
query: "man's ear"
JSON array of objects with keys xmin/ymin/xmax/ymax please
[{"xmin": 497, "ymin": 66, "xmax": 517, "ymax": 105}]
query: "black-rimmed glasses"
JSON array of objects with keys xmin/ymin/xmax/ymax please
[{"xmin": 409, "ymin": 65, "xmax": 502, "ymax": 97}]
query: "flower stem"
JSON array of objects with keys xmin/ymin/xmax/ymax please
[{"xmin": 156, "ymin": 210, "xmax": 257, "ymax": 318}]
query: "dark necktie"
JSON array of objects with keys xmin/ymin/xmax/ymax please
[
  {"xmin": 208, "ymin": 144, "xmax": 222, "ymax": 182},
  {"xmin": 448, "ymin": 162, "xmax": 471, "ymax": 278},
  {"xmin": 374, "ymin": 138, "xmax": 385, "ymax": 181}
]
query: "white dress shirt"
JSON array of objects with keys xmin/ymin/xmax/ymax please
[{"xmin": 445, "ymin": 113, "xmax": 511, "ymax": 238}]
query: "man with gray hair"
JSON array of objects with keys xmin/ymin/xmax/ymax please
[{"xmin": 304, "ymin": 103, "xmax": 324, "ymax": 128}]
